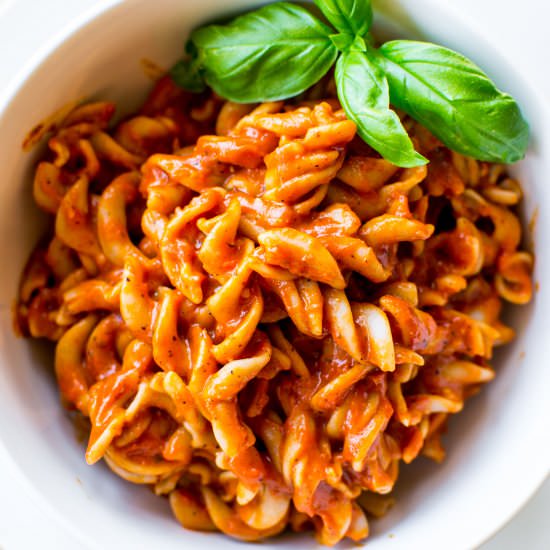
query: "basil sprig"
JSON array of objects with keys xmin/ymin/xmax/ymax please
[{"xmin": 172, "ymin": 0, "xmax": 529, "ymax": 167}]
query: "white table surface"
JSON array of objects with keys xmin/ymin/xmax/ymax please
[{"xmin": 0, "ymin": 0, "xmax": 548, "ymax": 548}]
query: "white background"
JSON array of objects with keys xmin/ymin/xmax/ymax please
[{"xmin": 0, "ymin": 0, "xmax": 548, "ymax": 548}]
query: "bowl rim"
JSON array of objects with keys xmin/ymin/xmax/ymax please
[
  {"xmin": 0, "ymin": 0, "xmax": 548, "ymax": 548},
  {"xmin": 0, "ymin": 5, "xmax": 124, "ymax": 547}
]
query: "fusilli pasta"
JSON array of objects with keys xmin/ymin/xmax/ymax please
[{"xmin": 17, "ymin": 75, "xmax": 533, "ymax": 545}]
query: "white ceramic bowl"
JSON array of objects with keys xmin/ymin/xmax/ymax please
[{"xmin": 0, "ymin": 1, "xmax": 548, "ymax": 548}]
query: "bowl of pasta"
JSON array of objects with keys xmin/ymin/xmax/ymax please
[{"xmin": 0, "ymin": 0, "xmax": 549, "ymax": 548}]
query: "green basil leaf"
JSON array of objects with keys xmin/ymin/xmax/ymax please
[
  {"xmin": 377, "ymin": 40, "xmax": 529, "ymax": 163},
  {"xmin": 191, "ymin": 2, "xmax": 338, "ymax": 103},
  {"xmin": 314, "ymin": 0, "xmax": 373, "ymax": 37},
  {"xmin": 335, "ymin": 50, "xmax": 427, "ymax": 167},
  {"xmin": 170, "ymin": 57, "xmax": 206, "ymax": 93}
]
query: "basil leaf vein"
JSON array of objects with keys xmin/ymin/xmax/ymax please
[
  {"xmin": 191, "ymin": 2, "xmax": 338, "ymax": 103},
  {"xmin": 377, "ymin": 40, "xmax": 529, "ymax": 162},
  {"xmin": 335, "ymin": 50, "xmax": 427, "ymax": 168}
]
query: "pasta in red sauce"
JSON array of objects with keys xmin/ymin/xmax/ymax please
[{"xmin": 16, "ymin": 75, "xmax": 533, "ymax": 544}]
